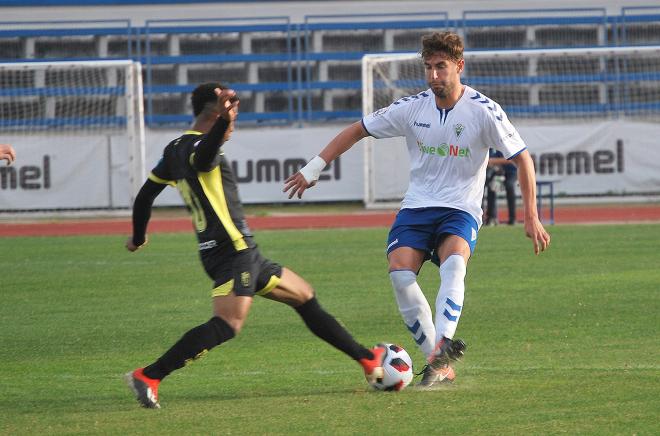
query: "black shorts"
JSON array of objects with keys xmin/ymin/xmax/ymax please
[{"xmin": 201, "ymin": 246, "xmax": 282, "ymax": 297}]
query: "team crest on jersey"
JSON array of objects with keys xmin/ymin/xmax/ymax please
[
  {"xmin": 241, "ymin": 271, "xmax": 251, "ymax": 287},
  {"xmin": 454, "ymin": 123, "xmax": 465, "ymax": 139}
]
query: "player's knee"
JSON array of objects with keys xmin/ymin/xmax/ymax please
[
  {"xmin": 388, "ymin": 251, "xmax": 423, "ymax": 272},
  {"xmin": 216, "ymin": 313, "xmax": 247, "ymax": 335},
  {"xmin": 269, "ymin": 280, "xmax": 315, "ymax": 306},
  {"xmin": 388, "ymin": 258, "xmax": 408, "ymax": 271},
  {"xmin": 389, "ymin": 270, "xmax": 417, "ymax": 290},
  {"xmin": 440, "ymin": 254, "xmax": 466, "ymax": 279},
  {"xmin": 291, "ymin": 280, "xmax": 315, "ymax": 305}
]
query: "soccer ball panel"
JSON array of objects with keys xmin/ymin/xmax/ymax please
[{"xmin": 371, "ymin": 343, "xmax": 413, "ymax": 391}]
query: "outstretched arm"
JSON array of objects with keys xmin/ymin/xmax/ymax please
[
  {"xmin": 126, "ymin": 179, "xmax": 167, "ymax": 252},
  {"xmin": 283, "ymin": 121, "xmax": 368, "ymax": 199},
  {"xmin": 512, "ymin": 150, "xmax": 551, "ymax": 255},
  {"xmin": 0, "ymin": 144, "xmax": 16, "ymax": 166}
]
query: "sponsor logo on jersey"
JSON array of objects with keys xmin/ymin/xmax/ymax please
[
  {"xmin": 413, "ymin": 121, "xmax": 430, "ymax": 128},
  {"xmin": 198, "ymin": 240, "xmax": 218, "ymax": 250},
  {"xmin": 416, "ymin": 140, "xmax": 471, "ymax": 158},
  {"xmin": 454, "ymin": 123, "xmax": 465, "ymax": 139}
]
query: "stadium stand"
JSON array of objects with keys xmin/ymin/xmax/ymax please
[{"xmin": 1, "ymin": 8, "xmax": 660, "ymax": 127}]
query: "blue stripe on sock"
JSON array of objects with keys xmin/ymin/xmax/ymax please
[
  {"xmin": 415, "ymin": 332, "xmax": 427, "ymax": 345},
  {"xmin": 446, "ymin": 297, "xmax": 462, "ymax": 312},
  {"xmin": 443, "ymin": 309, "xmax": 458, "ymax": 322},
  {"xmin": 406, "ymin": 319, "xmax": 420, "ymax": 334}
]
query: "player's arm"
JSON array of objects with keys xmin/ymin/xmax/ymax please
[
  {"xmin": 488, "ymin": 157, "xmax": 509, "ymax": 166},
  {"xmin": 511, "ymin": 150, "xmax": 551, "ymax": 255},
  {"xmin": 283, "ymin": 121, "xmax": 368, "ymax": 199},
  {"xmin": 0, "ymin": 144, "xmax": 16, "ymax": 166},
  {"xmin": 193, "ymin": 88, "xmax": 239, "ymax": 172},
  {"xmin": 126, "ymin": 179, "xmax": 167, "ymax": 252}
]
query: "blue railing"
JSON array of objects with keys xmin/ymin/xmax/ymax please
[
  {"xmin": 0, "ymin": 8, "xmax": 659, "ymax": 128},
  {"xmin": 301, "ymin": 12, "xmax": 450, "ymax": 122},
  {"xmin": 143, "ymin": 16, "xmax": 296, "ymax": 125}
]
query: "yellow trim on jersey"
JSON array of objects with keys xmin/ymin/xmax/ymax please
[
  {"xmin": 148, "ymin": 172, "xmax": 176, "ymax": 186},
  {"xmin": 256, "ymin": 275, "xmax": 281, "ymax": 296},
  {"xmin": 185, "ymin": 130, "xmax": 202, "ymax": 165},
  {"xmin": 197, "ymin": 167, "xmax": 248, "ymax": 251},
  {"xmin": 212, "ymin": 280, "xmax": 234, "ymax": 297},
  {"xmin": 211, "ymin": 275, "xmax": 281, "ymax": 298}
]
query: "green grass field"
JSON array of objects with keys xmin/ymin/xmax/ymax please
[{"xmin": 1, "ymin": 224, "xmax": 658, "ymax": 435}]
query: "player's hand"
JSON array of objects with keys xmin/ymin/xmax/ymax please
[
  {"xmin": 0, "ymin": 144, "xmax": 16, "ymax": 166},
  {"xmin": 214, "ymin": 88, "xmax": 239, "ymax": 122},
  {"xmin": 126, "ymin": 236, "xmax": 148, "ymax": 252},
  {"xmin": 283, "ymin": 172, "xmax": 316, "ymax": 199},
  {"xmin": 524, "ymin": 217, "xmax": 550, "ymax": 255}
]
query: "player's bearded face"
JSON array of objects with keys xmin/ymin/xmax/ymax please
[{"xmin": 425, "ymin": 53, "xmax": 463, "ymax": 99}]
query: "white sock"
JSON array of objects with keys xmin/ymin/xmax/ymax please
[
  {"xmin": 389, "ymin": 270, "xmax": 436, "ymax": 357},
  {"xmin": 434, "ymin": 254, "xmax": 466, "ymax": 343}
]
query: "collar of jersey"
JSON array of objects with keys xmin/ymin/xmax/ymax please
[{"xmin": 184, "ymin": 130, "xmax": 203, "ymax": 135}]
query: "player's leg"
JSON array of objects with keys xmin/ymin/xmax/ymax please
[
  {"xmin": 485, "ymin": 167, "xmax": 498, "ymax": 225},
  {"xmin": 125, "ymin": 249, "xmax": 257, "ymax": 408},
  {"xmin": 386, "ymin": 209, "xmax": 437, "ymax": 359},
  {"xmin": 505, "ymin": 172, "xmax": 517, "ymax": 225},
  {"xmin": 413, "ymin": 235, "xmax": 470, "ymax": 389},
  {"xmin": 143, "ymin": 294, "xmax": 247, "ymax": 379},
  {"xmin": 434, "ymin": 235, "xmax": 470, "ymax": 343},
  {"xmin": 125, "ymin": 295, "xmax": 245, "ymax": 408},
  {"xmin": 261, "ymin": 267, "xmax": 384, "ymax": 383},
  {"xmin": 416, "ymin": 210, "xmax": 475, "ymax": 388},
  {"xmin": 388, "ymin": 246, "xmax": 437, "ymax": 358},
  {"xmin": 486, "ymin": 187, "xmax": 498, "ymax": 225}
]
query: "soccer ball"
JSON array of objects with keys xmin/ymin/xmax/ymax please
[{"xmin": 371, "ymin": 343, "xmax": 414, "ymax": 391}]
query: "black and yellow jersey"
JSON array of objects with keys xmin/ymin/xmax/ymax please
[{"xmin": 148, "ymin": 130, "xmax": 254, "ymax": 253}]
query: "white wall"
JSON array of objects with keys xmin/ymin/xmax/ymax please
[{"xmin": 2, "ymin": 120, "xmax": 659, "ymax": 211}]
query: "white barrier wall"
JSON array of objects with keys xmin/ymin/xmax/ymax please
[
  {"xmin": 1, "ymin": 120, "xmax": 659, "ymax": 211},
  {"xmin": 147, "ymin": 126, "xmax": 365, "ymax": 207},
  {"xmin": 520, "ymin": 121, "xmax": 660, "ymax": 195}
]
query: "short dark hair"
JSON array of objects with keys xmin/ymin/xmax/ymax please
[
  {"xmin": 191, "ymin": 82, "xmax": 225, "ymax": 117},
  {"xmin": 421, "ymin": 32, "xmax": 464, "ymax": 62}
]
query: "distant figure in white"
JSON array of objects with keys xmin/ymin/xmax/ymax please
[{"xmin": 284, "ymin": 31, "xmax": 551, "ymax": 389}]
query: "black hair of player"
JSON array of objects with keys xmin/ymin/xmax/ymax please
[{"xmin": 192, "ymin": 82, "xmax": 225, "ymax": 117}]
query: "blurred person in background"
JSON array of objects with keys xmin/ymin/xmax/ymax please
[{"xmin": 485, "ymin": 148, "xmax": 518, "ymax": 225}]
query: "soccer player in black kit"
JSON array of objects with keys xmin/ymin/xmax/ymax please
[{"xmin": 124, "ymin": 83, "xmax": 384, "ymax": 409}]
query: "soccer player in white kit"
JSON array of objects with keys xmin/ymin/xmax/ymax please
[{"xmin": 284, "ymin": 32, "xmax": 551, "ymax": 389}]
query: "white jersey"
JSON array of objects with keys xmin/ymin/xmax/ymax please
[{"xmin": 362, "ymin": 85, "xmax": 526, "ymax": 227}]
